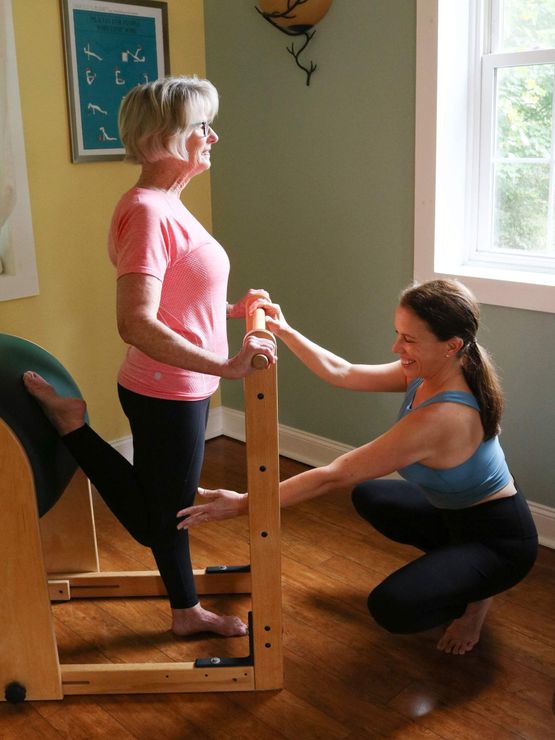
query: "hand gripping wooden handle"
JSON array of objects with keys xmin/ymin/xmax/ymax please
[
  {"xmin": 251, "ymin": 353, "xmax": 269, "ymax": 370},
  {"xmin": 245, "ymin": 302, "xmax": 275, "ymax": 370},
  {"xmin": 251, "ymin": 307, "xmax": 269, "ymax": 368}
]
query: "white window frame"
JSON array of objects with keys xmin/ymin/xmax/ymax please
[{"xmin": 415, "ymin": 0, "xmax": 555, "ymax": 314}]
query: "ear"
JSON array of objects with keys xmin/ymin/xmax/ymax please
[{"xmin": 445, "ymin": 337, "xmax": 464, "ymax": 358}]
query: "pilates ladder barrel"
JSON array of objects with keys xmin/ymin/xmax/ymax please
[{"xmin": 0, "ymin": 314, "xmax": 281, "ymax": 700}]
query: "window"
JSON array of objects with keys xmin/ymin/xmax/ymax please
[{"xmin": 415, "ymin": 0, "xmax": 555, "ymax": 313}]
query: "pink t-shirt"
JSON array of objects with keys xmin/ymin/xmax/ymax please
[{"xmin": 108, "ymin": 187, "xmax": 230, "ymax": 400}]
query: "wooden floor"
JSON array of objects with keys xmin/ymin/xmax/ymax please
[{"xmin": 1, "ymin": 436, "xmax": 554, "ymax": 739}]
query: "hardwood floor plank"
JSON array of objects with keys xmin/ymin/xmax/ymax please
[
  {"xmin": 387, "ymin": 682, "xmax": 521, "ymax": 740},
  {"xmin": 53, "ymin": 600, "xmax": 172, "ymax": 665},
  {"xmin": 281, "ymin": 652, "xmax": 443, "ymax": 738},
  {"xmin": 33, "ymin": 696, "xmax": 134, "ymax": 739},
  {"xmin": 281, "ymin": 609, "xmax": 410, "ymax": 704},
  {"xmin": 87, "ymin": 694, "xmax": 209, "ymax": 739},
  {"xmin": 165, "ymin": 692, "xmax": 296, "ymax": 739},
  {"xmin": 228, "ymin": 689, "xmax": 350, "ymax": 739},
  {"xmin": 0, "ymin": 704, "xmax": 66, "ymax": 739}
]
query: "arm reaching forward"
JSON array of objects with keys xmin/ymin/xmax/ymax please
[
  {"xmin": 250, "ymin": 299, "xmax": 405, "ymax": 392},
  {"xmin": 177, "ymin": 406, "xmax": 447, "ymax": 530}
]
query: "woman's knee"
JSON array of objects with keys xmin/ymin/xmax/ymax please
[
  {"xmin": 367, "ymin": 582, "xmax": 418, "ymax": 634},
  {"xmin": 352, "ymin": 480, "xmax": 411, "ymax": 542},
  {"xmin": 351, "ymin": 480, "xmax": 389, "ymax": 522}
]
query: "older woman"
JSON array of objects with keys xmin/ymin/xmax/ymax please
[
  {"xmin": 178, "ymin": 279, "xmax": 538, "ymax": 655},
  {"xmin": 24, "ymin": 76, "xmax": 275, "ymax": 638}
]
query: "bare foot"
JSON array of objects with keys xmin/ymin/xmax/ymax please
[
  {"xmin": 172, "ymin": 604, "xmax": 248, "ymax": 638},
  {"xmin": 22, "ymin": 371, "xmax": 86, "ymax": 436},
  {"xmin": 437, "ymin": 598, "xmax": 493, "ymax": 655}
]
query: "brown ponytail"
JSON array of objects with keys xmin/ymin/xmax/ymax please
[
  {"xmin": 399, "ymin": 279, "xmax": 503, "ymax": 439},
  {"xmin": 459, "ymin": 340, "xmax": 503, "ymax": 439}
]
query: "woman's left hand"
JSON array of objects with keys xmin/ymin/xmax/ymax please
[
  {"xmin": 176, "ymin": 487, "xmax": 248, "ymax": 529},
  {"xmin": 227, "ymin": 289, "xmax": 270, "ymax": 319},
  {"xmin": 248, "ymin": 300, "xmax": 289, "ymax": 337}
]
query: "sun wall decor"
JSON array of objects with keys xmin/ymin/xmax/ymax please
[{"xmin": 255, "ymin": 0, "xmax": 334, "ymax": 86}]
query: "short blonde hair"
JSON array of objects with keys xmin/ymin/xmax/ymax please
[{"xmin": 118, "ymin": 76, "xmax": 219, "ymax": 164}]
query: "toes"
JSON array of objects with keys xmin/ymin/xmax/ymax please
[
  {"xmin": 224, "ymin": 617, "xmax": 248, "ymax": 636},
  {"xmin": 437, "ymin": 634, "xmax": 456, "ymax": 653},
  {"xmin": 437, "ymin": 636, "xmax": 477, "ymax": 655},
  {"xmin": 22, "ymin": 371, "xmax": 38, "ymax": 388},
  {"xmin": 23, "ymin": 370, "xmax": 42, "ymax": 383},
  {"xmin": 22, "ymin": 371, "xmax": 51, "ymax": 395},
  {"xmin": 436, "ymin": 634, "xmax": 451, "ymax": 652}
]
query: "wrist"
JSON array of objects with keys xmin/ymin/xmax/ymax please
[
  {"xmin": 221, "ymin": 358, "xmax": 241, "ymax": 381},
  {"xmin": 277, "ymin": 324, "xmax": 294, "ymax": 342},
  {"xmin": 238, "ymin": 493, "xmax": 249, "ymax": 514},
  {"xmin": 226, "ymin": 302, "xmax": 233, "ymax": 319}
]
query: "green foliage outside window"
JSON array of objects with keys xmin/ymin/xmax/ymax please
[
  {"xmin": 502, "ymin": 0, "xmax": 555, "ymax": 51},
  {"xmin": 490, "ymin": 1, "xmax": 555, "ymax": 256}
]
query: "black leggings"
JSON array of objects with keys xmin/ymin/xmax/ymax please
[
  {"xmin": 351, "ymin": 480, "xmax": 538, "ymax": 633},
  {"xmin": 62, "ymin": 385, "xmax": 210, "ymax": 609}
]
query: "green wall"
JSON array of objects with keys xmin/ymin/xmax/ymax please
[
  {"xmin": 204, "ymin": 0, "xmax": 554, "ymax": 508},
  {"xmin": 480, "ymin": 305, "xmax": 554, "ymax": 507}
]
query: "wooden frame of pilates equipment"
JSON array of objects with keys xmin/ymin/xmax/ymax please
[{"xmin": 0, "ymin": 306, "xmax": 281, "ymax": 700}]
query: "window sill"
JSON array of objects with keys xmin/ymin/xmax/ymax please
[{"xmin": 414, "ymin": 254, "xmax": 555, "ymax": 313}]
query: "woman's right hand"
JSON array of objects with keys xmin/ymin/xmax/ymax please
[
  {"xmin": 224, "ymin": 333, "xmax": 277, "ymax": 379},
  {"xmin": 176, "ymin": 488, "xmax": 248, "ymax": 529}
]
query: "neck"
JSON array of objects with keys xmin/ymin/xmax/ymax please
[
  {"xmin": 136, "ymin": 159, "xmax": 193, "ymax": 196},
  {"xmin": 421, "ymin": 362, "xmax": 467, "ymax": 394}
]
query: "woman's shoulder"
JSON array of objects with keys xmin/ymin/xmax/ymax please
[
  {"xmin": 397, "ymin": 389, "xmax": 483, "ymax": 461},
  {"xmin": 412, "ymin": 374, "xmax": 477, "ymax": 408},
  {"xmin": 407, "ymin": 382, "xmax": 481, "ymax": 437},
  {"xmin": 112, "ymin": 188, "xmax": 183, "ymax": 228},
  {"xmin": 112, "ymin": 187, "xmax": 148, "ymax": 217},
  {"xmin": 117, "ymin": 187, "xmax": 168, "ymax": 209},
  {"xmin": 410, "ymin": 385, "xmax": 483, "ymax": 443}
]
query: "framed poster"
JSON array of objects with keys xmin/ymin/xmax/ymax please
[
  {"xmin": 0, "ymin": 0, "xmax": 39, "ymax": 301},
  {"xmin": 61, "ymin": 0, "xmax": 169, "ymax": 162}
]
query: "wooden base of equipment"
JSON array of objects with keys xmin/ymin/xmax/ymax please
[{"xmin": 1, "ymin": 314, "xmax": 281, "ymax": 700}]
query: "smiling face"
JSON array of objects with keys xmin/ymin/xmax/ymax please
[
  {"xmin": 185, "ymin": 121, "xmax": 218, "ymax": 177},
  {"xmin": 392, "ymin": 305, "xmax": 460, "ymax": 382}
]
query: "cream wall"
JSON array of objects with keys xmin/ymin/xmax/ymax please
[{"xmin": 0, "ymin": 0, "xmax": 212, "ymax": 441}]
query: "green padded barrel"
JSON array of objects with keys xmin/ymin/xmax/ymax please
[{"xmin": 0, "ymin": 334, "xmax": 85, "ymax": 517}]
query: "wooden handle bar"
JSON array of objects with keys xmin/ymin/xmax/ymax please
[
  {"xmin": 245, "ymin": 303, "xmax": 274, "ymax": 370},
  {"xmin": 250, "ymin": 307, "xmax": 267, "ymax": 333},
  {"xmin": 251, "ymin": 353, "xmax": 269, "ymax": 370}
]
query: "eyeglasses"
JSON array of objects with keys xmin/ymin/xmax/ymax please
[{"xmin": 196, "ymin": 121, "xmax": 211, "ymax": 137}]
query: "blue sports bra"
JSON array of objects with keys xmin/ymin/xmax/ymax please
[{"xmin": 397, "ymin": 379, "xmax": 511, "ymax": 509}]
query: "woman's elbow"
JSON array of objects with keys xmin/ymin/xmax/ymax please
[
  {"xmin": 117, "ymin": 314, "xmax": 146, "ymax": 346},
  {"xmin": 117, "ymin": 316, "xmax": 133, "ymax": 344},
  {"xmin": 327, "ymin": 363, "xmax": 356, "ymax": 390},
  {"xmin": 321, "ymin": 461, "xmax": 355, "ymax": 492}
]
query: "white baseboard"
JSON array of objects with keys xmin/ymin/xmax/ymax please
[
  {"xmin": 216, "ymin": 407, "xmax": 353, "ymax": 466},
  {"xmin": 528, "ymin": 501, "xmax": 555, "ymax": 550},
  {"xmin": 110, "ymin": 405, "xmax": 555, "ymax": 550}
]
